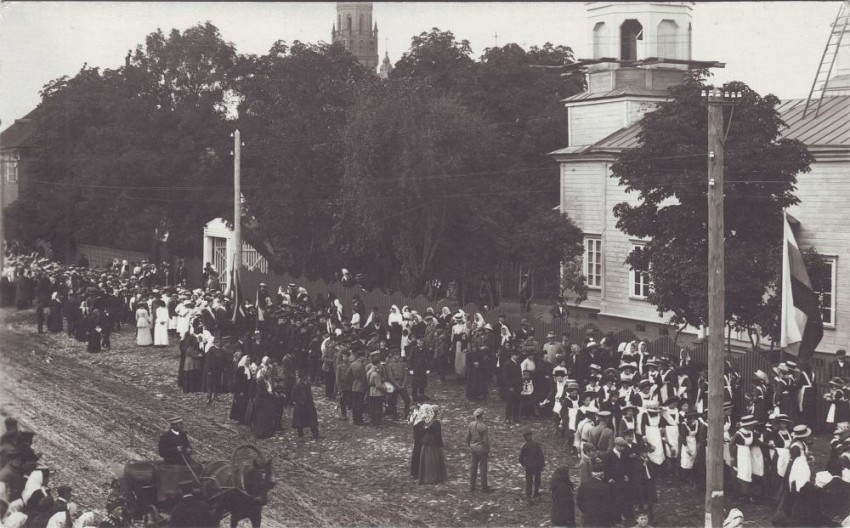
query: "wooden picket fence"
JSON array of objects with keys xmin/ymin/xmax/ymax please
[{"xmin": 236, "ymin": 267, "xmax": 836, "ymax": 424}]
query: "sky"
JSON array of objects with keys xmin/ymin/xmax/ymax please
[{"xmin": 0, "ymin": 1, "xmax": 840, "ymax": 132}]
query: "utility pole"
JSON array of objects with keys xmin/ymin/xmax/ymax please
[
  {"xmin": 232, "ymin": 129, "xmax": 242, "ymax": 276},
  {"xmin": 0, "ymin": 159, "xmax": 5, "ymax": 275},
  {"xmin": 702, "ymin": 88, "xmax": 739, "ymax": 528}
]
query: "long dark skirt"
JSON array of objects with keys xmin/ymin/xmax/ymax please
[
  {"xmin": 183, "ymin": 369, "xmax": 203, "ymax": 393},
  {"xmin": 418, "ymin": 446, "xmax": 446, "ymax": 484},
  {"xmin": 411, "ymin": 423, "xmax": 425, "ymax": 478},
  {"xmin": 230, "ymin": 391, "xmax": 249, "ymax": 424},
  {"xmin": 251, "ymin": 393, "xmax": 277, "ymax": 439}
]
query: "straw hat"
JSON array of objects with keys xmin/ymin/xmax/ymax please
[{"xmin": 792, "ymin": 424, "xmax": 812, "ymax": 439}]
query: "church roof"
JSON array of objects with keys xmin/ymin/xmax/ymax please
[{"xmin": 552, "ymin": 95, "xmax": 850, "ymax": 158}]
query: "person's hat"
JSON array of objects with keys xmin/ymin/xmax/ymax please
[
  {"xmin": 590, "ymin": 457, "xmax": 605, "ymax": 473},
  {"xmin": 588, "ymin": 363, "xmax": 601, "ymax": 371},
  {"xmin": 773, "ymin": 413, "xmax": 791, "ymax": 424},
  {"xmin": 752, "ymin": 369, "xmax": 768, "ymax": 382},
  {"xmin": 167, "ymin": 416, "xmax": 184, "ymax": 426},
  {"xmin": 645, "ymin": 359, "xmax": 658, "ymax": 368},
  {"xmin": 553, "ymin": 366, "xmax": 568, "ymax": 377},
  {"xmin": 619, "ymin": 362, "xmax": 638, "ymax": 371},
  {"xmin": 792, "ymin": 424, "xmax": 812, "ymax": 439},
  {"xmin": 786, "ymin": 360, "xmax": 798, "ymax": 369},
  {"xmin": 685, "ymin": 410, "xmax": 700, "ymax": 419},
  {"xmin": 56, "ymin": 485, "xmax": 72, "ymax": 500},
  {"xmin": 523, "ymin": 430, "xmax": 534, "ymax": 439},
  {"xmin": 645, "ymin": 401, "xmax": 660, "ymax": 413},
  {"xmin": 829, "ymin": 376, "xmax": 845, "ymax": 387},
  {"xmin": 656, "ymin": 356, "xmax": 670, "ymax": 365},
  {"xmin": 738, "ymin": 414, "xmax": 758, "ymax": 427},
  {"xmin": 614, "ymin": 437, "xmax": 628, "ymax": 448},
  {"xmin": 547, "ymin": 331, "xmax": 556, "ymax": 338},
  {"xmin": 723, "ymin": 401, "xmax": 733, "ymax": 411},
  {"xmin": 837, "ymin": 349, "xmax": 847, "ymax": 357},
  {"xmin": 566, "ymin": 381, "xmax": 580, "ymax": 391},
  {"xmin": 473, "ymin": 408, "xmax": 485, "ymax": 418},
  {"xmin": 597, "ymin": 409, "xmax": 612, "ymax": 417},
  {"xmin": 638, "ymin": 378, "xmax": 652, "ymax": 388},
  {"xmin": 259, "ymin": 283, "xmax": 268, "ymax": 288},
  {"xmin": 369, "ymin": 351, "xmax": 381, "ymax": 359},
  {"xmin": 453, "ymin": 313, "xmax": 464, "ymax": 321},
  {"xmin": 603, "ymin": 367, "xmax": 618, "ymax": 378},
  {"xmin": 484, "ymin": 323, "xmax": 494, "ymax": 331},
  {"xmin": 586, "ymin": 341, "xmax": 599, "ymax": 348},
  {"xmin": 287, "ymin": 283, "xmax": 297, "ymax": 289}
]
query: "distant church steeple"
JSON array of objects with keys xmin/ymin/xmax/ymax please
[
  {"xmin": 379, "ymin": 52, "xmax": 393, "ymax": 79},
  {"xmin": 332, "ymin": 2, "xmax": 379, "ymax": 70}
]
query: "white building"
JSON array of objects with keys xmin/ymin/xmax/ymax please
[{"xmin": 552, "ymin": 2, "xmax": 849, "ymax": 356}]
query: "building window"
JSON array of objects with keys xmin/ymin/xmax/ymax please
[
  {"xmin": 347, "ymin": 14, "xmax": 352, "ymax": 32},
  {"xmin": 584, "ymin": 237, "xmax": 602, "ymax": 289},
  {"xmin": 657, "ymin": 20, "xmax": 678, "ymax": 59},
  {"xmin": 620, "ymin": 19, "xmax": 643, "ymax": 61},
  {"xmin": 813, "ymin": 257, "xmax": 837, "ymax": 327},
  {"xmin": 629, "ymin": 244, "xmax": 650, "ymax": 299},
  {"xmin": 359, "ymin": 14, "xmax": 364, "ymax": 34},
  {"xmin": 593, "ymin": 22, "xmax": 607, "ymax": 59},
  {"xmin": 1, "ymin": 159, "xmax": 18, "ymax": 184}
]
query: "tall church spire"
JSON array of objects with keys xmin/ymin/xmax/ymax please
[{"xmin": 332, "ymin": 2, "xmax": 379, "ymax": 71}]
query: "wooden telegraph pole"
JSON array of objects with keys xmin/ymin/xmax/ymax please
[
  {"xmin": 232, "ymin": 129, "xmax": 242, "ymax": 275},
  {"xmin": 703, "ymin": 88, "xmax": 739, "ymax": 528}
]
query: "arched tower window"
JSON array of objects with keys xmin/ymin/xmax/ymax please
[
  {"xmin": 657, "ymin": 20, "xmax": 678, "ymax": 59},
  {"xmin": 359, "ymin": 14, "xmax": 364, "ymax": 34},
  {"xmin": 347, "ymin": 14, "xmax": 352, "ymax": 32},
  {"xmin": 620, "ymin": 19, "xmax": 643, "ymax": 61},
  {"xmin": 593, "ymin": 22, "xmax": 608, "ymax": 58}
]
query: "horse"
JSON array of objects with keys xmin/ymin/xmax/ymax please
[{"xmin": 200, "ymin": 453, "xmax": 275, "ymax": 528}]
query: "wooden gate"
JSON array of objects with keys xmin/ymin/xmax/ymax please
[{"xmin": 212, "ymin": 237, "xmax": 228, "ymax": 289}]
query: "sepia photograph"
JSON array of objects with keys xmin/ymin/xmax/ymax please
[{"xmin": 0, "ymin": 1, "xmax": 849, "ymax": 527}]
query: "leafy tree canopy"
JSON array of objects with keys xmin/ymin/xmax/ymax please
[{"xmin": 611, "ymin": 74, "xmax": 814, "ymax": 342}]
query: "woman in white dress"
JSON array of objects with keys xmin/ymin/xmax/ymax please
[
  {"xmin": 640, "ymin": 401, "xmax": 667, "ymax": 468},
  {"xmin": 662, "ymin": 397, "xmax": 681, "ymax": 463},
  {"xmin": 136, "ymin": 304, "xmax": 153, "ymax": 346},
  {"xmin": 679, "ymin": 411, "xmax": 701, "ymax": 485},
  {"xmin": 732, "ymin": 414, "xmax": 758, "ymax": 501},
  {"xmin": 154, "ymin": 302, "xmax": 170, "ymax": 347}
]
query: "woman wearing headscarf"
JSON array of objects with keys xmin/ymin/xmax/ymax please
[
  {"xmin": 230, "ymin": 353, "xmax": 252, "ymax": 424},
  {"xmin": 251, "ymin": 359, "xmax": 277, "ymax": 439},
  {"xmin": 388, "ymin": 305, "xmax": 403, "ymax": 352},
  {"xmin": 550, "ymin": 465, "xmax": 576, "ymax": 527},
  {"xmin": 47, "ymin": 292, "xmax": 63, "ymax": 333},
  {"xmin": 410, "ymin": 405, "xmax": 427, "ymax": 479},
  {"xmin": 418, "ymin": 405, "xmax": 447, "ymax": 485},
  {"xmin": 135, "ymin": 302, "xmax": 152, "ymax": 347}
]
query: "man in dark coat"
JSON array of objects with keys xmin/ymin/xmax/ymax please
[
  {"xmin": 291, "ymin": 372, "xmax": 320, "ymax": 440},
  {"xmin": 589, "ymin": 410, "xmax": 615, "ymax": 453},
  {"xmin": 169, "ymin": 482, "xmax": 217, "ymax": 528},
  {"xmin": 408, "ymin": 336, "xmax": 430, "ymax": 402},
  {"xmin": 348, "ymin": 350, "xmax": 368, "ymax": 425},
  {"xmin": 502, "ymin": 349, "xmax": 523, "ymax": 424},
  {"xmin": 604, "ymin": 437, "xmax": 633, "ymax": 523},
  {"xmin": 576, "ymin": 457, "xmax": 615, "ymax": 527},
  {"xmin": 158, "ymin": 417, "xmax": 194, "ymax": 465}
]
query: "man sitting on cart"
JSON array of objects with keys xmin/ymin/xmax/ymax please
[{"xmin": 158, "ymin": 417, "xmax": 195, "ymax": 465}]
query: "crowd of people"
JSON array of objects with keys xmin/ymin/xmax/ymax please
[
  {"xmin": 4, "ymin": 249, "xmax": 850, "ymax": 527},
  {"xmin": 0, "ymin": 417, "xmax": 98, "ymax": 528}
]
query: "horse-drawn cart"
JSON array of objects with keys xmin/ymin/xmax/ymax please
[{"xmin": 108, "ymin": 444, "xmax": 275, "ymax": 527}]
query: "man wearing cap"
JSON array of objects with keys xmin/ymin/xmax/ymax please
[
  {"xmin": 829, "ymin": 349, "xmax": 850, "ymax": 381},
  {"xmin": 576, "ymin": 456, "xmax": 615, "ymax": 527},
  {"xmin": 589, "ymin": 409, "xmax": 615, "ymax": 453},
  {"xmin": 604, "ymin": 437, "xmax": 633, "ymax": 523},
  {"xmin": 502, "ymin": 349, "xmax": 523, "ymax": 425},
  {"xmin": 158, "ymin": 417, "xmax": 193, "ymax": 465},
  {"xmin": 465, "ymin": 408, "xmax": 491, "ymax": 493},
  {"xmin": 543, "ymin": 331, "xmax": 565, "ymax": 367}
]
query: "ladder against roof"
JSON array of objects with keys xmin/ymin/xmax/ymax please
[{"xmin": 803, "ymin": 0, "xmax": 850, "ymax": 118}]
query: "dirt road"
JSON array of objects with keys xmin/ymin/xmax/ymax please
[{"xmin": 1, "ymin": 307, "xmax": 795, "ymax": 526}]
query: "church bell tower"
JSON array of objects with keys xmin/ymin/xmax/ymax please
[{"xmin": 332, "ymin": 2, "xmax": 379, "ymax": 70}]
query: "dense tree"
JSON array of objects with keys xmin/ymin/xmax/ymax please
[
  {"xmin": 237, "ymin": 40, "xmax": 373, "ymax": 277},
  {"xmin": 610, "ymin": 75, "xmax": 814, "ymax": 345},
  {"xmin": 6, "ymin": 23, "xmax": 238, "ymax": 259}
]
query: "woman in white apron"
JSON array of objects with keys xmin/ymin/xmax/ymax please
[
  {"xmin": 641, "ymin": 402, "xmax": 666, "ymax": 468},
  {"xmin": 732, "ymin": 415, "xmax": 757, "ymax": 501},
  {"xmin": 750, "ymin": 426, "xmax": 765, "ymax": 497},
  {"xmin": 662, "ymin": 399, "xmax": 680, "ymax": 462},
  {"xmin": 772, "ymin": 415, "xmax": 793, "ymax": 483},
  {"xmin": 679, "ymin": 411, "xmax": 700, "ymax": 485},
  {"xmin": 175, "ymin": 300, "xmax": 191, "ymax": 338},
  {"xmin": 154, "ymin": 302, "xmax": 170, "ymax": 347},
  {"xmin": 723, "ymin": 401, "xmax": 734, "ymax": 467}
]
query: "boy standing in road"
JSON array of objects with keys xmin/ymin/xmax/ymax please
[{"xmin": 519, "ymin": 430, "xmax": 545, "ymax": 504}]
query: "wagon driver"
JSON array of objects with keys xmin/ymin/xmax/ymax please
[{"xmin": 158, "ymin": 416, "xmax": 195, "ymax": 465}]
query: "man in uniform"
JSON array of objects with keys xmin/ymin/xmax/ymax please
[{"xmin": 157, "ymin": 417, "xmax": 194, "ymax": 465}]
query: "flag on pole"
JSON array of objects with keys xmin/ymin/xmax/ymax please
[{"xmin": 780, "ymin": 213, "xmax": 823, "ymax": 360}]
